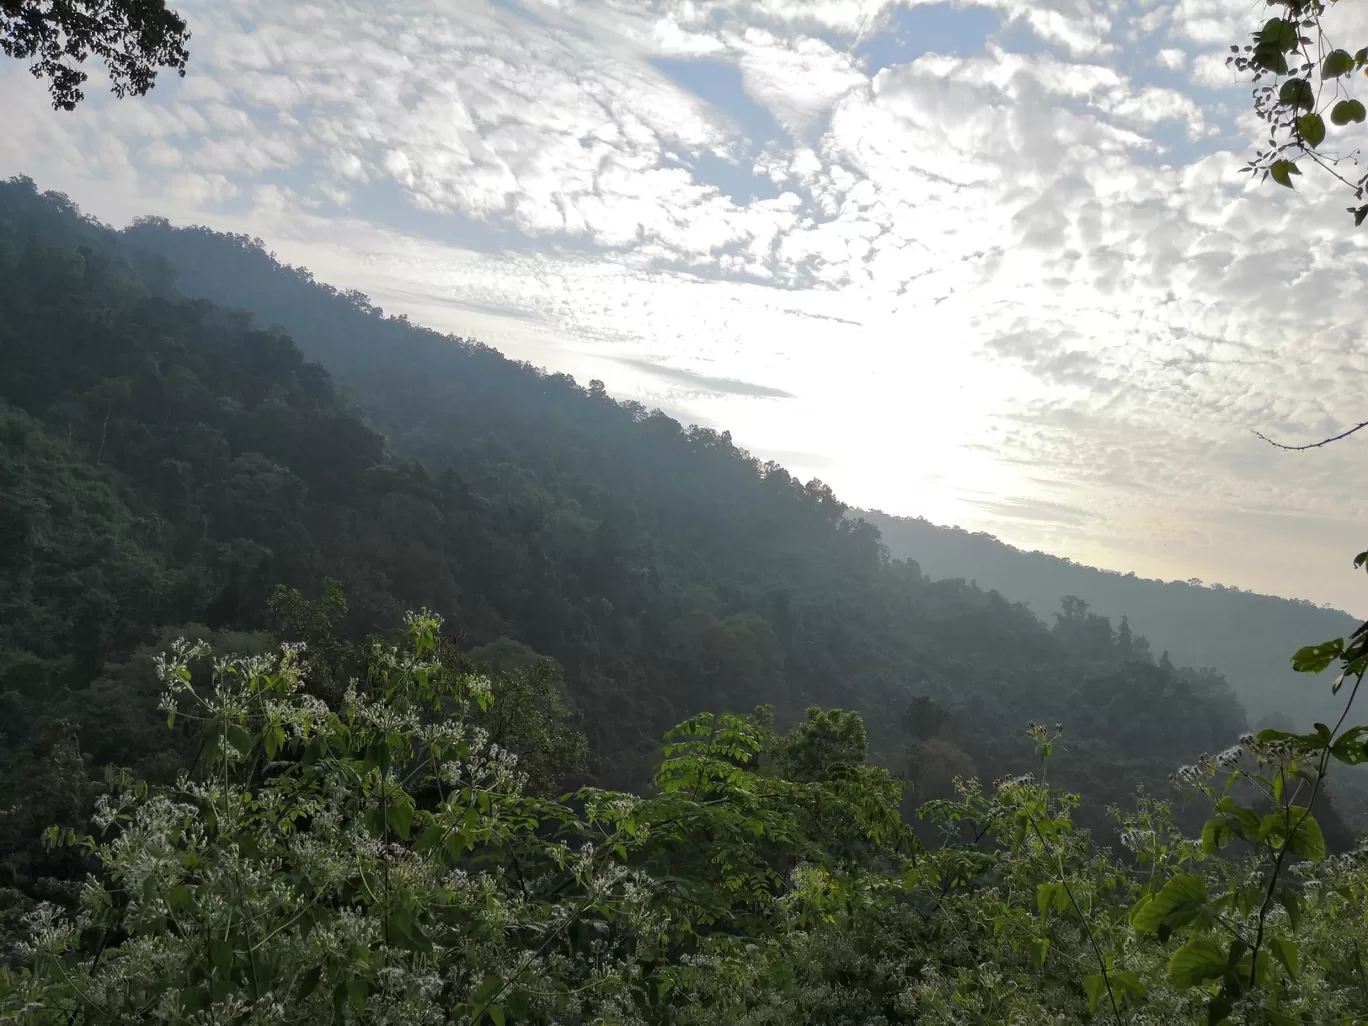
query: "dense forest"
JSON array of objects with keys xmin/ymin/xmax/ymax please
[
  {"xmin": 3, "ymin": 174, "xmax": 1368, "ymax": 1022},
  {"xmin": 862, "ymin": 511, "xmax": 1361, "ymax": 729}
]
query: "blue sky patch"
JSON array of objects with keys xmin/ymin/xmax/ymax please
[{"xmin": 857, "ymin": 2, "xmax": 1000, "ymax": 73}]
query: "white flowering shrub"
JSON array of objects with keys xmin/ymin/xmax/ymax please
[{"xmin": 2, "ymin": 609, "xmax": 1366, "ymax": 1025}]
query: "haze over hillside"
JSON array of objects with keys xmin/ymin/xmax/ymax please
[{"xmin": 863, "ymin": 510, "xmax": 1362, "ymax": 728}]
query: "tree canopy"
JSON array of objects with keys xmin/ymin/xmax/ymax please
[
  {"xmin": 1, "ymin": 0, "xmax": 189, "ymax": 110},
  {"xmin": 1233, "ymin": 0, "xmax": 1368, "ymax": 219}
]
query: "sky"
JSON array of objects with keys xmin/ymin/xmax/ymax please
[{"xmin": 7, "ymin": 0, "xmax": 1368, "ymax": 614}]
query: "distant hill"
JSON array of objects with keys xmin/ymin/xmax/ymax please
[
  {"xmin": 6, "ymin": 174, "xmax": 1358, "ymax": 842},
  {"xmin": 861, "ymin": 510, "xmax": 1361, "ymax": 728}
]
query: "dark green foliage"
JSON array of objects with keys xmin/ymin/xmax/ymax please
[
  {"xmin": 864, "ymin": 510, "xmax": 1361, "ymax": 726},
  {"xmin": 112, "ymin": 202, "xmax": 1262, "ymax": 823},
  {"xmin": 3, "ymin": 173, "xmax": 1350, "ymax": 893},
  {"xmin": 1, "ymin": 0, "xmax": 190, "ymax": 110}
]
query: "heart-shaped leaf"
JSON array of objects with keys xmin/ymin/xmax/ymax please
[
  {"xmin": 1332, "ymin": 99, "xmax": 1367, "ymax": 125},
  {"xmin": 1324, "ymin": 49, "xmax": 1356, "ymax": 78},
  {"xmin": 1298, "ymin": 112, "xmax": 1326, "ymax": 147}
]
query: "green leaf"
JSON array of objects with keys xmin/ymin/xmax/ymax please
[
  {"xmin": 1132, "ymin": 873, "xmax": 1207, "ymax": 934},
  {"xmin": 1279, "ymin": 887, "xmax": 1302, "ymax": 933},
  {"xmin": 1288, "ymin": 810, "xmax": 1326, "ymax": 861},
  {"xmin": 181, "ymin": 986, "xmax": 211, "ymax": 1014},
  {"xmin": 210, "ymin": 938, "xmax": 233, "ymax": 972},
  {"xmin": 1260, "ymin": 17, "xmax": 1299, "ymax": 53},
  {"xmin": 488, "ymin": 1007, "xmax": 506, "ymax": 1026},
  {"xmin": 1270, "ymin": 936, "xmax": 1299, "ymax": 978},
  {"xmin": 1112, "ymin": 970, "xmax": 1146, "ymax": 998},
  {"xmin": 1298, "ymin": 112, "xmax": 1326, "ymax": 148},
  {"xmin": 1168, "ymin": 936, "xmax": 1229, "ymax": 987},
  {"xmin": 347, "ymin": 979, "xmax": 368, "ymax": 1011},
  {"xmin": 297, "ymin": 965, "xmax": 323, "ymax": 998},
  {"xmin": 1201, "ymin": 817, "xmax": 1233, "ymax": 854},
  {"xmin": 1255, "ymin": 48, "xmax": 1290, "ymax": 75},
  {"xmin": 1291, "ymin": 638, "xmax": 1342, "ymax": 673},
  {"xmin": 1280, "ymin": 78, "xmax": 1315, "ymax": 111},
  {"xmin": 1332, "ymin": 99, "xmax": 1367, "ymax": 125},
  {"xmin": 473, "ymin": 975, "xmax": 503, "ymax": 1006},
  {"xmin": 263, "ymin": 721, "xmax": 285, "ymax": 759},
  {"xmin": 387, "ymin": 800, "xmax": 414, "ymax": 840},
  {"xmin": 167, "ymin": 883, "xmax": 193, "ymax": 911},
  {"xmin": 1324, "ymin": 49, "xmax": 1356, "ymax": 78},
  {"xmin": 1330, "ymin": 726, "xmax": 1368, "ymax": 764},
  {"xmin": 1270, "ymin": 160, "xmax": 1302, "ymax": 189},
  {"xmin": 1083, "ymin": 973, "xmax": 1109, "ymax": 1015},
  {"xmin": 226, "ymin": 723, "xmax": 254, "ymax": 754}
]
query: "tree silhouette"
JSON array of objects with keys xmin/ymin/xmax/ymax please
[{"xmin": 2, "ymin": 0, "xmax": 189, "ymax": 110}]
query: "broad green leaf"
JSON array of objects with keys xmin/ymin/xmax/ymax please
[
  {"xmin": 1111, "ymin": 970, "xmax": 1146, "ymax": 998},
  {"xmin": 1168, "ymin": 936, "xmax": 1229, "ymax": 987},
  {"xmin": 1280, "ymin": 78, "xmax": 1315, "ymax": 111},
  {"xmin": 1260, "ymin": 17, "xmax": 1299, "ymax": 53},
  {"xmin": 387, "ymin": 800, "xmax": 414, "ymax": 840},
  {"xmin": 1200, "ymin": 817, "xmax": 1233, "ymax": 854},
  {"xmin": 297, "ymin": 965, "xmax": 323, "ymax": 998},
  {"xmin": 227, "ymin": 723, "xmax": 254, "ymax": 754},
  {"xmin": 488, "ymin": 1007, "xmax": 506, "ymax": 1026},
  {"xmin": 1132, "ymin": 873, "xmax": 1207, "ymax": 934},
  {"xmin": 1332, "ymin": 99, "xmax": 1367, "ymax": 125},
  {"xmin": 1207, "ymin": 991, "xmax": 1233, "ymax": 1026},
  {"xmin": 1291, "ymin": 638, "xmax": 1342, "ymax": 672},
  {"xmin": 167, "ymin": 883, "xmax": 193, "ymax": 911},
  {"xmin": 1324, "ymin": 49, "xmax": 1356, "ymax": 78},
  {"xmin": 1083, "ymin": 973, "xmax": 1109, "ymax": 1015},
  {"xmin": 1270, "ymin": 936, "xmax": 1299, "ymax": 978},
  {"xmin": 1260, "ymin": 808, "xmax": 1326, "ymax": 860},
  {"xmin": 1288, "ymin": 810, "xmax": 1326, "ymax": 861},
  {"xmin": 1256, "ymin": 48, "xmax": 1290, "ymax": 75},
  {"xmin": 1330, "ymin": 726, "xmax": 1368, "ymax": 764},
  {"xmin": 1270, "ymin": 160, "xmax": 1301, "ymax": 189},
  {"xmin": 210, "ymin": 938, "xmax": 233, "ymax": 971},
  {"xmin": 473, "ymin": 975, "xmax": 504, "ymax": 1005},
  {"xmin": 1298, "ymin": 112, "xmax": 1326, "ymax": 148}
]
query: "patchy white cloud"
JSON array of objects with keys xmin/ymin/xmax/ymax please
[
  {"xmin": 1155, "ymin": 46, "xmax": 1186, "ymax": 70},
  {"xmin": 6, "ymin": 0, "xmax": 1368, "ymax": 612}
]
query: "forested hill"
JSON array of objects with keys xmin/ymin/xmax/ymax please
[
  {"xmin": 1, "ymin": 175, "xmax": 1351, "ymax": 855},
  {"xmin": 861, "ymin": 511, "xmax": 1360, "ymax": 728}
]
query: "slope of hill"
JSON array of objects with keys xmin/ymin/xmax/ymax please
[
  {"xmin": 3, "ymin": 174, "xmax": 1358, "ymax": 857},
  {"xmin": 861, "ymin": 510, "xmax": 1361, "ymax": 727}
]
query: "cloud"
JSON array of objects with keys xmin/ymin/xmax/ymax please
[
  {"xmin": 610, "ymin": 355, "xmax": 796, "ymax": 398},
  {"xmin": 7, "ymin": 0, "xmax": 1368, "ymax": 611},
  {"xmin": 969, "ymin": 496, "xmax": 1095, "ymax": 527}
]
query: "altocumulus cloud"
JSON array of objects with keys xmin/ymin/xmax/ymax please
[{"xmin": 7, "ymin": 0, "xmax": 1368, "ymax": 612}]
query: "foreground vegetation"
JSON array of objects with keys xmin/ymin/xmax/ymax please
[
  {"xmin": 3, "ymin": 175, "xmax": 1368, "ymax": 1022},
  {"xmin": 3, "ymin": 173, "xmax": 1294, "ymax": 849},
  {"xmin": 2, "ymin": 607, "xmax": 1366, "ymax": 1025}
]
